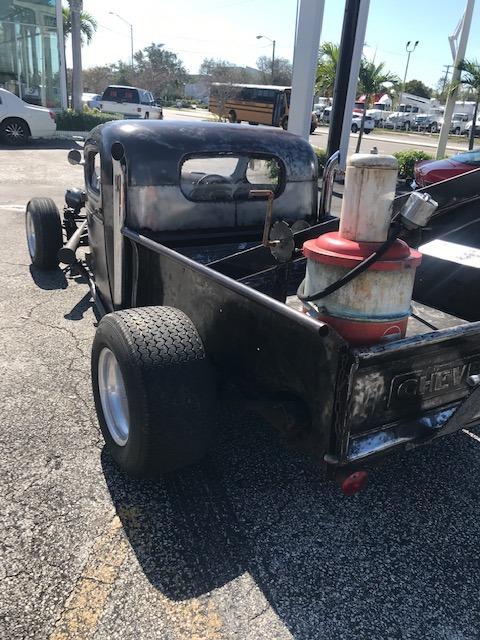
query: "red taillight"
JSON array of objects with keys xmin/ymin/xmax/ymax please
[
  {"xmin": 339, "ymin": 470, "xmax": 369, "ymax": 496},
  {"xmin": 49, "ymin": 110, "xmax": 55, "ymax": 120}
]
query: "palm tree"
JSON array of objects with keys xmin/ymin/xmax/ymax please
[
  {"xmin": 458, "ymin": 59, "xmax": 480, "ymax": 150},
  {"xmin": 355, "ymin": 58, "xmax": 399, "ymax": 151},
  {"xmin": 62, "ymin": 7, "xmax": 97, "ymax": 45},
  {"xmin": 356, "ymin": 58, "xmax": 400, "ymax": 153},
  {"xmin": 358, "ymin": 60, "xmax": 399, "ymax": 112},
  {"xmin": 63, "ymin": 3, "xmax": 97, "ymax": 111},
  {"xmin": 315, "ymin": 42, "xmax": 339, "ymax": 98}
]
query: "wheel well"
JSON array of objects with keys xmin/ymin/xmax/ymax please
[{"xmin": 1, "ymin": 116, "xmax": 31, "ymax": 136}]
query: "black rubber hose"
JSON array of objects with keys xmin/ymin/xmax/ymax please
[{"xmin": 297, "ymin": 221, "xmax": 402, "ymax": 302}]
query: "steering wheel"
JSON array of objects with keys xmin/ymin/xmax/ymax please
[
  {"xmin": 190, "ymin": 174, "xmax": 232, "ymax": 200},
  {"xmin": 195, "ymin": 174, "xmax": 231, "ymax": 186}
]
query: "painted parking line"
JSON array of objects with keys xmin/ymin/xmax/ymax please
[
  {"xmin": 49, "ymin": 515, "xmax": 128, "ymax": 640},
  {"xmin": 49, "ymin": 510, "xmax": 225, "ymax": 639}
]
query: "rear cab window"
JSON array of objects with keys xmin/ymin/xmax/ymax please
[
  {"xmin": 180, "ymin": 154, "xmax": 284, "ymax": 202},
  {"xmin": 101, "ymin": 87, "xmax": 140, "ymax": 103}
]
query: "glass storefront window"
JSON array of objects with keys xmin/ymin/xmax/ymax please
[{"xmin": 0, "ymin": 1, "xmax": 61, "ymax": 108}]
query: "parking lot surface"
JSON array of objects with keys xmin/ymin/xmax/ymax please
[{"xmin": 2, "ymin": 136, "xmax": 480, "ymax": 640}]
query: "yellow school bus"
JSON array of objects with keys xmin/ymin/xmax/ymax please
[{"xmin": 209, "ymin": 83, "xmax": 317, "ymax": 134}]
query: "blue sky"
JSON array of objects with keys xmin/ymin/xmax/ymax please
[{"xmin": 72, "ymin": 0, "xmax": 480, "ymax": 91}]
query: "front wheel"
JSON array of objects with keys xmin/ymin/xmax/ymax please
[
  {"xmin": 454, "ymin": 127, "xmax": 461, "ymax": 135},
  {"xmin": 281, "ymin": 116, "xmax": 288, "ymax": 130},
  {"xmin": 91, "ymin": 306, "xmax": 217, "ymax": 477},
  {"xmin": 228, "ymin": 110, "xmax": 237, "ymax": 123},
  {"xmin": 351, "ymin": 123, "xmax": 359, "ymax": 133},
  {"xmin": 430, "ymin": 123, "xmax": 438, "ymax": 134},
  {"xmin": 1, "ymin": 118, "xmax": 30, "ymax": 145},
  {"xmin": 364, "ymin": 129, "xmax": 371, "ymax": 134},
  {"xmin": 25, "ymin": 197, "xmax": 63, "ymax": 269},
  {"xmin": 404, "ymin": 121, "xmax": 411, "ymax": 132}
]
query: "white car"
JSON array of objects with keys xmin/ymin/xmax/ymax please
[
  {"xmin": 351, "ymin": 112, "xmax": 374, "ymax": 134},
  {"xmin": 0, "ymin": 88, "xmax": 56, "ymax": 145},
  {"xmin": 465, "ymin": 116, "xmax": 480, "ymax": 137},
  {"xmin": 82, "ymin": 92, "xmax": 102, "ymax": 110}
]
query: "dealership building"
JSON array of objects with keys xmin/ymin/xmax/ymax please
[{"xmin": 0, "ymin": 0, "xmax": 66, "ymax": 108}]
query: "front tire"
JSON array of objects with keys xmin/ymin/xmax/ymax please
[
  {"xmin": 228, "ymin": 110, "xmax": 237, "ymax": 123},
  {"xmin": 25, "ymin": 197, "xmax": 63, "ymax": 269},
  {"xmin": 404, "ymin": 121, "xmax": 411, "ymax": 132},
  {"xmin": 351, "ymin": 123, "xmax": 359, "ymax": 133},
  {"xmin": 92, "ymin": 306, "xmax": 217, "ymax": 477},
  {"xmin": 1, "ymin": 117, "xmax": 30, "ymax": 145}
]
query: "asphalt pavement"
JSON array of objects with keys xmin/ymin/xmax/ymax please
[{"xmin": 1, "ymin": 133, "xmax": 480, "ymax": 640}]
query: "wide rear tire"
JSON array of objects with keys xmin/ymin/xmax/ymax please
[
  {"xmin": 91, "ymin": 306, "xmax": 217, "ymax": 477},
  {"xmin": 25, "ymin": 197, "xmax": 63, "ymax": 269}
]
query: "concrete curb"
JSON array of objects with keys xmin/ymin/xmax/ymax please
[{"xmin": 51, "ymin": 130, "xmax": 89, "ymax": 140}]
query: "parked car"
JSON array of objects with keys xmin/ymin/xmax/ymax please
[
  {"xmin": 464, "ymin": 116, "xmax": 480, "ymax": 137},
  {"xmin": 449, "ymin": 112, "xmax": 471, "ymax": 135},
  {"xmin": 82, "ymin": 92, "xmax": 102, "ymax": 109},
  {"xmin": 351, "ymin": 112, "xmax": 374, "ymax": 134},
  {"xmin": 413, "ymin": 147, "xmax": 480, "ymax": 188},
  {"xmin": 99, "ymin": 85, "xmax": 163, "ymax": 120},
  {"xmin": 0, "ymin": 87, "xmax": 56, "ymax": 145},
  {"xmin": 412, "ymin": 108, "xmax": 444, "ymax": 134}
]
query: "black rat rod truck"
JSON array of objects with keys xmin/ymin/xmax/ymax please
[{"xmin": 25, "ymin": 120, "xmax": 480, "ymax": 495}]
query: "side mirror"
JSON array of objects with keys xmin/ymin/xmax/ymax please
[{"xmin": 68, "ymin": 149, "xmax": 83, "ymax": 166}]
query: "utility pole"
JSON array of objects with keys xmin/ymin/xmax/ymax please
[{"xmin": 441, "ymin": 64, "xmax": 452, "ymax": 94}]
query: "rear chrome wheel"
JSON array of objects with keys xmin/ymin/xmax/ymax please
[{"xmin": 97, "ymin": 347, "xmax": 129, "ymax": 446}]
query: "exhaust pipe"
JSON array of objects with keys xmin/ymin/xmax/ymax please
[{"xmin": 58, "ymin": 220, "xmax": 88, "ymax": 265}]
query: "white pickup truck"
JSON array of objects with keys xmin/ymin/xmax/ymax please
[{"xmin": 99, "ymin": 85, "xmax": 163, "ymax": 120}]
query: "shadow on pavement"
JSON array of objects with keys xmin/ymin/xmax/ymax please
[
  {"xmin": 0, "ymin": 138, "xmax": 84, "ymax": 151},
  {"xmin": 102, "ymin": 402, "xmax": 480, "ymax": 638},
  {"xmin": 29, "ymin": 264, "xmax": 68, "ymax": 290}
]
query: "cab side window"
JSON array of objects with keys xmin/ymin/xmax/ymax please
[{"xmin": 86, "ymin": 151, "xmax": 101, "ymax": 195}]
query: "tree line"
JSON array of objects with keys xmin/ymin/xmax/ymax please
[{"xmin": 65, "ymin": 6, "xmax": 480, "ymax": 125}]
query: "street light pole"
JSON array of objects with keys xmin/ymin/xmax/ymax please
[
  {"xmin": 256, "ymin": 35, "xmax": 276, "ymax": 83},
  {"xmin": 109, "ymin": 12, "xmax": 134, "ymax": 72},
  {"xmin": 402, "ymin": 40, "xmax": 419, "ymax": 100}
]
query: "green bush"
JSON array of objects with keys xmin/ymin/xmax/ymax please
[
  {"xmin": 313, "ymin": 147, "xmax": 329, "ymax": 176},
  {"xmin": 55, "ymin": 107, "xmax": 122, "ymax": 131},
  {"xmin": 393, "ymin": 149, "xmax": 434, "ymax": 179}
]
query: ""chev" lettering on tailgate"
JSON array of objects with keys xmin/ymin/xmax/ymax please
[{"xmin": 388, "ymin": 356, "xmax": 480, "ymax": 407}]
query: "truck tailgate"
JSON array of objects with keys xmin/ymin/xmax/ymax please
[{"xmin": 334, "ymin": 321, "xmax": 480, "ymax": 465}]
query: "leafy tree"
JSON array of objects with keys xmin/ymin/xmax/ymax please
[
  {"xmin": 82, "ymin": 65, "xmax": 116, "ymax": 94},
  {"xmin": 198, "ymin": 58, "xmax": 254, "ymax": 120},
  {"xmin": 134, "ymin": 43, "xmax": 188, "ymax": 101},
  {"xmin": 256, "ymin": 56, "xmax": 292, "ymax": 85},
  {"xmin": 404, "ymin": 79, "xmax": 432, "ymax": 98},
  {"xmin": 199, "ymin": 58, "xmax": 253, "ymax": 83},
  {"xmin": 432, "ymin": 75, "xmax": 450, "ymax": 103},
  {"xmin": 315, "ymin": 42, "xmax": 339, "ymax": 98},
  {"xmin": 458, "ymin": 58, "xmax": 480, "ymax": 150}
]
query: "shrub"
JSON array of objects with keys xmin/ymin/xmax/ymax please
[
  {"xmin": 313, "ymin": 146, "xmax": 329, "ymax": 176},
  {"xmin": 393, "ymin": 149, "xmax": 434, "ymax": 179},
  {"xmin": 54, "ymin": 107, "xmax": 122, "ymax": 131}
]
